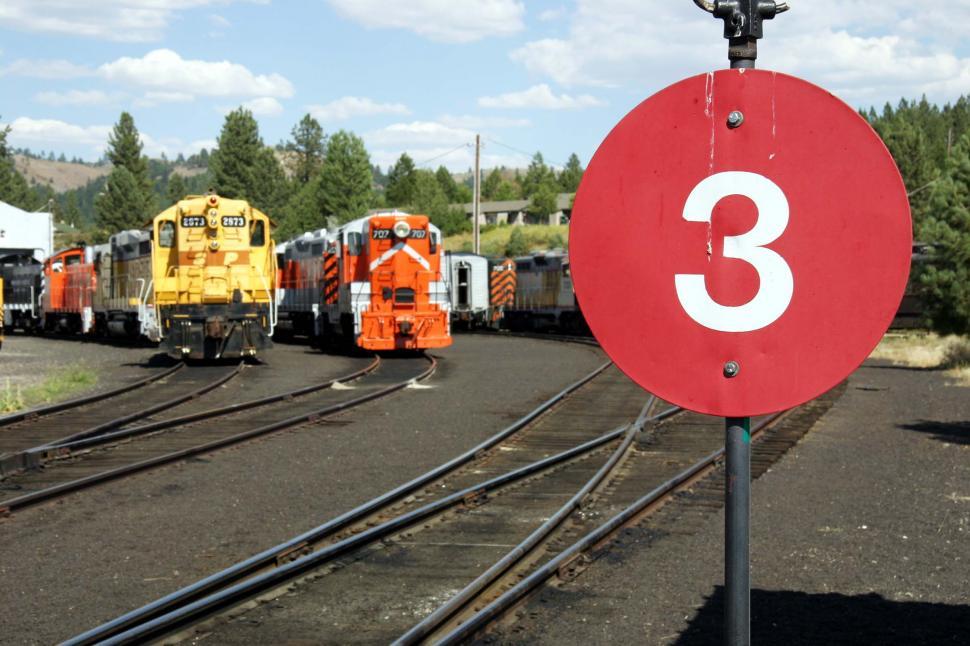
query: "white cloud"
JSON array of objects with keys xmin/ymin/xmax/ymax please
[
  {"xmin": 219, "ymin": 97, "xmax": 285, "ymax": 117},
  {"xmin": 307, "ymin": 96, "xmax": 410, "ymax": 122},
  {"xmin": 326, "ymin": 0, "xmax": 524, "ymax": 43},
  {"xmin": 99, "ymin": 49, "xmax": 293, "ymax": 98},
  {"xmin": 538, "ymin": 7, "xmax": 566, "ymax": 22},
  {"xmin": 34, "ymin": 90, "xmax": 121, "ymax": 107},
  {"xmin": 4, "ymin": 117, "xmax": 111, "ymax": 148},
  {"xmin": 0, "ymin": 58, "xmax": 93, "ymax": 79},
  {"xmin": 478, "ymin": 84, "xmax": 605, "ymax": 110},
  {"xmin": 370, "ymin": 146, "xmax": 527, "ymax": 173},
  {"xmin": 438, "ymin": 114, "xmax": 531, "ymax": 129},
  {"xmin": 510, "ymin": 0, "xmax": 970, "ymax": 105},
  {"xmin": 210, "ymin": 13, "xmax": 231, "ymax": 28},
  {"xmin": 1, "ymin": 116, "xmax": 218, "ymax": 159},
  {"xmin": 365, "ymin": 121, "xmax": 475, "ymax": 148},
  {"xmin": 0, "ymin": 1, "xmax": 265, "ymax": 42},
  {"xmin": 135, "ymin": 91, "xmax": 196, "ymax": 107}
]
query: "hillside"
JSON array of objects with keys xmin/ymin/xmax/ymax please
[
  {"xmin": 14, "ymin": 155, "xmax": 110, "ymax": 192},
  {"xmin": 13, "ymin": 155, "xmax": 207, "ymax": 193}
]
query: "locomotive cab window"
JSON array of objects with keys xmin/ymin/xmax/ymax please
[
  {"xmin": 347, "ymin": 232, "xmax": 362, "ymax": 257},
  {"xmin": 158, "ymin": 221, "xmax": 175, "ymax": 248},
  {"xmin": 250, "ymin": 220, "xmax": 266, "ymax": 246},
  {"xmin": 429, "ymin": 232, "xmax": 438, "ymax": 254},
  {"xmin": 65, "ymin": 255, "xmax": 82, "ymax": 266}
]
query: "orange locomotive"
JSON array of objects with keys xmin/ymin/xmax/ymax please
[
  {"xmin": 279, "ymin": 212, "xmax": 451, "ymax": 351},
  {"xmin": 41, "ymin": 246, "xmax": 95, "ymax": 334}
]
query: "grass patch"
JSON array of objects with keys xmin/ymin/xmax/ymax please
[
  {"xmin": 870, "ymin": 332, "xmax": 970, "ymax": 386},
  {"xmin": 445, "ymin": 224, "xmax": 569, "ymax": 257},
  {"xmin": 0, "ymin": 366, "xmax": 98, "ymax": 413}
]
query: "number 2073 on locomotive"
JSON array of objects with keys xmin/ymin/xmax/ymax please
[{"xmin": 570, "ymin": 70, "xmax": 912, "ymax": 417}]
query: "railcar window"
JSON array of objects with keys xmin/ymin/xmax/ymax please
[
  {"xmin": 139, "ymin": 240, "xmax": 151, "ymax": 255},
  {"xmin": 347, "ymin": 232, "xmax": 362, "ymax": 257},
  {"xmin": 65, "ymin": 255, "xmax": 82, "ymax": 266},
  {"xmin": 429, "ymin": 232, "xmax": 438, "ymax": 254},
  {"xmin": 250, "ymin": 220, "xmax": 266, "ymax": 246},
  {"xmin": 311, "ymin": 243, "xmax": 324, "ymax": 256},
  {"xmin": 158, "ymin": 221, "xmax": 175, "ymax": 248}
]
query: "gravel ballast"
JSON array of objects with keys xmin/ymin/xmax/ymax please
[
  {"xmin": 494, "ymin": 360, "xmax": 970, "ymax": 645},
  {"xmin": 0, "ymin": 334, "xmax": 604, "ymax": 644}
]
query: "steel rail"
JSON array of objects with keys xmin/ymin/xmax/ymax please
[
  {"xmin": 0, "ymin": 361, "xmax": 184, "ymax": 428},
  {"xmin": 394, "ymin": 396, "xmax": 661, "ymax": 645},
  {"xmin": 434, "ymin": 410, "xmax": 790, "ymax": 645},
  {"xmin": 65, "ymin": 360, "xmax": 619, "ymax": 645},
  {"xmin": 71, "ymin": 405, "xmax": 681, "ymax": 646},
  {"xmin": 0, "ymin": 355, "xmax": 429, "ymax": 516},
  {"xmin": 26, "ymin": 356, "xmax": 380, "ymax": 463},
  {"xmin": 0, "ymin": 363, "xmax": 246, "ymax": 477},
  {"xmin": 50, "ymin": 362, "xmax": 245, "ymax": 446}
]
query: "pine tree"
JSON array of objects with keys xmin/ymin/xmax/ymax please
[
  {"xmin": 95, "ymin": 167, "xmax": 148, "ymax": 233},
  {"xmin": 434, "ymin": 165, "xmax": 459, "ymax": 202},
  {"xmin": 526, "ymin": 180, "xmax": 560, "ymax": 224},
  {"xmin": 482, "ymin": 168, "xmax": 503, "ymax": 200},
  {"xmin": 522, "ymin": 152, "xmax": 555, "ymax": 197},
  {"xmin": 167, "ymin": 173, "xmax": 186, "ymax": 204},
  {"xmin": 61, "ymin": 191, "xmax": 83, "ymax": 227},
  {"xmin": 918, "ymin": 132, "xmax": 970, "ymax": 334},
  {"xmin": 287, "ymin": 114, "xmax": 326, "ymax": 185},
  {"xmin": 0, "ymin": 120, "xmax": 31, "ymax": 208},
  {"xmin": 318, "ymin": 130, "xmax": 373, "ymax": 224},
  {"xmin": 386, "ymin": 153, "xmax": 417, "ymax": 206},
  {"xmin": 412, "ymin": 170, "xmax": 469, "ymax": 236},
  {"xmin": 505, "ymin": 227, "xmax": 529, "ymax": 256},
  {"xmin": 277, "ymin": 180, "xmax": 323, "ymax": 241},
  {"xmin": 210, "ymin": 108, "xmax": 287, "ymax": 213},
  {"xmin": 96, "ymin": 112, "xmax": 154, "ymax": 228},
  {"xmin": 559, "ymin": 153, "xmax": 584, "ymax": 193}
]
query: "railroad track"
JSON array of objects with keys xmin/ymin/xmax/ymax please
[
  {"xmin": 67, "ymin": 359, "xmax": 843, "ymax": 645},
  {"xmin": 0, "ymin": 354, "xmax": 434, "ymax": 515},
  {"xmin": 0, "ymin": 362, "xmax": 243, "ymax": 477},
  {"xmin": 0, "ymin": 359, "xmax": 184, "ymax": 429},
  {"xmin": 64, "ymin": 358, "xmax": 656, "ymax": 644}
]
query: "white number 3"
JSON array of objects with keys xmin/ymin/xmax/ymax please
[{"xmin": 674, "ymin": 171, "xmax": 793, "ymax": 333}]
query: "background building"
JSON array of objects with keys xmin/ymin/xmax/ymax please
[{"xmin": 0, "ymin": 200, "xmax": 54, "ymax": 262}]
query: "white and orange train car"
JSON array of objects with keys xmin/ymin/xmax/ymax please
[{"xmin": 278, "ymin": 212, "xmax": 451, "ymax": 351}]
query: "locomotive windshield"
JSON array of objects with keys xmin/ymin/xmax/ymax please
[
  {"xmin": 158, "ymin": 221, "xmax": 175, "ymax": 248},
  {"xmin": 250, "ymin": 220, "xmax": 265, "ymax": 246}
]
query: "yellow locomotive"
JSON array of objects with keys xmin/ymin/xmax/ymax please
[{"xmin": 152, "ymin": 194, "xmax": 277, "ymax": 359}]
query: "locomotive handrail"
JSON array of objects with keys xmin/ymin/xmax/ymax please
[{"xmin": 257, "ymin": 271, "xmax": 277, "ymax": 335}]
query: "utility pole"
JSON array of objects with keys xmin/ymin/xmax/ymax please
[{"xmin": 473, "ymin": 134, "xmax": 481, "ymax": 255}]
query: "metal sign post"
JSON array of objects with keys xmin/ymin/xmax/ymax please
[
  {"xmin": 696, "ymin": 2, "xmax": 789, "ymax": 644},
  {"xmin": 570, "ymin": 3, "xmax": 911, "ymax": 645}
]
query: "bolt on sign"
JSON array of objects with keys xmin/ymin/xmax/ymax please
[{"xmin": 571, "ymin": 70, "xmax": 912, "ymax": 417}]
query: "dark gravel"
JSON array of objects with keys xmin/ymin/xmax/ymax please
[
  {"xmin": 0, "ymin": 334, "xmax": 604, "ymax": 644},
  {"xmin": 0, "ymin": 333, "xmax": 164, "ymax": 393},
  {"xmin": 492, "ymin": 360, "xmax": 970, "ymax": 645}
]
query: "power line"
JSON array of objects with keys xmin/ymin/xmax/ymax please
[
  {"xmin": 485, "ymin": 137, "xmax": 566, "ymax": 169},
  {"xmin": 414, "ymin": 143, "xmax": 472, "ymax": 168}
]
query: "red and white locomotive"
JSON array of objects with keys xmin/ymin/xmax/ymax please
[{"xmin": 278, "ymin": 212, "xmax": 451, "ymax": 351}]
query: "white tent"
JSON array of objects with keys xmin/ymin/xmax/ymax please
[{"xmin": 0, "ymin": 201, "xmax": 53, "ymax": 261}]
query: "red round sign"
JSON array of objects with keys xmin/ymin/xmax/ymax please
[{"xmin": 571, "ymin": 69, "xmax": 912, "ymax": 416}]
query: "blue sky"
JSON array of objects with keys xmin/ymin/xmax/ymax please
[{"xmin": 2, "ymin": 1, "xmax": 970, "ymax": 172}]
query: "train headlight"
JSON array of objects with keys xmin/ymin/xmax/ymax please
[
  {"xmin": 210, "ymin": 240, "xmax": 220, "ymax": 250},
  {"xmin": 393, "ymin": 221, "xmax": 411, "ymax": 238},
  {"xmin": 208, "ymin": 209, "xmax": 219, "ymax": 228}
]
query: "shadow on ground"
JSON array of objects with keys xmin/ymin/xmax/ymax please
[
  {"xmin": 899, "ymin": 420, "xmax": 970, "ymax": 445},
  {"xmin": 674, "ymin": 587, "xmax": 970, "ymax": 645}
]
